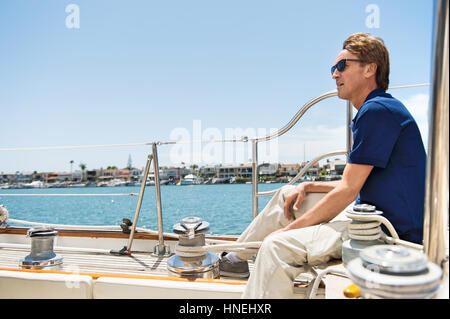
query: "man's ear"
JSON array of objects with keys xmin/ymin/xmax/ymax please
[{"xmin": 364, "ymin": 63, "xmax": 377, "ymax": 78}]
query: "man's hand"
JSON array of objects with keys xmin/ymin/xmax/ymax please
[
  {"xmin": 282, "ymin": 163, "xmax": 373, "ymax": 231},
  {"xmin": 283, "ymin": 184, "xmax": 308, "ymax": 220}
]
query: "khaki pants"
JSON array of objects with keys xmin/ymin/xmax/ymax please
[{"xmin": 238, "ymin": 185, "xmax": 351, "ymax": 299}]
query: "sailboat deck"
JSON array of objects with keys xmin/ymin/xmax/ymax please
[
  {"xmin": 0, "ymin": 229, "xmax": 352, "ymax": 298},
  {"xmin": 0, "ymin": 244, "xmax": 353, "ymax": 298},
  {"xmin": 0, "ymin": 245, "xmax": 254, "ymax": 280}
]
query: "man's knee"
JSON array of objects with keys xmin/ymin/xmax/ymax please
[
  {"xmin": 259, "ymin": 233, "xmax": 285, "ymax": 257},
  {"xmin": 260, "ymin": 232, "xmax": 294, "ymax": 256},
  {"xmin": 259, "ymin": 232, "xmax": 308, "ymax": 266},
  {"xmin": 260, "ymin": 235, "xmax": 277, "ymax": 251}
]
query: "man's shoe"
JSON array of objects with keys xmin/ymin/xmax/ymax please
[{"xmin": 219, "ymin": 252, "xmax": 250, "ymax": 278}]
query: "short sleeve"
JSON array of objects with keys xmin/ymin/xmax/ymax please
[{"xmin": 348, "ymin": 102, "xmax": 401, "ymax": 168}]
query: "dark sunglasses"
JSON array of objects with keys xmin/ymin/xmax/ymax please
[{"xmin": 331, "ymin": 58, "xmax": 362, "ymax": 75}]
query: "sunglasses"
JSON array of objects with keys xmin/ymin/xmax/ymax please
[{"xmin": 331, "ymin": 58, "xmax": 362, "ymax": 75}]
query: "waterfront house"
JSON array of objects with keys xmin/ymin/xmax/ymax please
[
  {"xmin": 55, "ymin": 172, "xmax": 74, "ymax": 182},
  {"xmin": 199, "ymin": 166, "xmax": 217, "ymax": 179},
  {"xmin": 217, "ymin": 166, "xmax": 235, "ymax": 179},
  {"xmin": 0, "ymin": 173, "xmax": 9, "ymax": 183},
  {"xmin": 98, "ymin": 169, "xmax": 116, "ymax": 182},
  {"xmin": 258, "ymin": 163, "xmax": 278, "ymax": 176},
  {"xmin": 278, "ymin": 164, "xmax": 299, "ymax": 177},
  {"xmin": 1, "ymin": 173, "xmax": 15, "ymax": 184},
  {"xmin": 298, "ymin": 161, "xmax": 321, "ymax": 178},
  {"xmin": 115, "ymin": 169, "xmax": 131, "ymax": 180},
  {"xmin": 129, "ymin": 168, "xmax": 141, "ymax": 181},
  {"xmin": 322, "ymin": 159, "xmax": 346, "ymax": 176},
  {"xmin": 86, "ymin": 170, "xmax": 98, "ymax": 182},
  {"xmin": 237, "ymin": 164, "xmax": 253, "ymax": 178},
  {"xmin": 13, "ymin": 171, "xmax": 34, "ymax": 183},
  {"xmin": 160, "ymin": 167, "xmax": 191, "ymax": 181},
  {"xmin": 217, "ymin": 164, "xmax": 253, "ymax": 179}
]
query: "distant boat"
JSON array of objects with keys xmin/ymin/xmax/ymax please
[
  {"xmin": 22, "ymin": 181, "xmax": 48, "ymax": 188},
  {"xmin": 108, "ymin": 179, "xmax": 127, "ymax": 187},
  {"xmin": 211, "ymin": 177, "xmax": 230, "ymax": 184},
  {"xmin": 97, "ymin": 181, "xmax": 109, "ymax": 187},
  {"xmin": 125, "ymin": 181, "xmax": 139, "ymax": 186},
  {"xmin": 69, "ymin": 183, "xmax": 87, "ymax": 188},
  {"xmin": 48, "ymin": 182, "xmax": 65, "ymax": 188},
  {"xmin": 180, "ymin": 174, "xmax": 203, "ymax": 185}
]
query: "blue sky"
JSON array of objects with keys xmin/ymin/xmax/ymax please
[{"xmin": 0, "ymin": 0, "xmax": 434, "ymax": 173}]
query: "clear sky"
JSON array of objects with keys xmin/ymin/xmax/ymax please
[{"xmin": 0, "ymin": 0, "xmax": 434, "ymax": 174}]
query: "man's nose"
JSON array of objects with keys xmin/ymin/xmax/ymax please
[{"xmin": 332, "ymin": 70, "xmax": 339, "ymax": 79}]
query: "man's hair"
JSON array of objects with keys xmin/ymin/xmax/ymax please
[{"xmin": 343, "ymin": 32, "xmax": 390, "ymax": 91}]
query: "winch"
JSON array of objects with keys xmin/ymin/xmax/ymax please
[
  {"xmin": 341, "ymin": 204, "xmax": 386, "ymax": 265},
  {"xmin": 20, "ymin": 227, "xmax": 63, "ymax": 270},
  {"xmin": 346, "ymin": 245, "xmax": 443, "ymax": 299},
  {"xmin": 0, "ymin": 205, "xmax": 9, "ymax": 229},
  {"xmin": 167, "ymin": 217, "xmax": 220, "ymax": 278}
]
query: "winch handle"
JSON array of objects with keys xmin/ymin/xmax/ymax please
[{"xmin": 180, "ymin": 220, "xmax": 202, "ymax": 232}]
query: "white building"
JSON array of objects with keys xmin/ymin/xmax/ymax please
[{"xmin": 258, "ymin": 163, "xmax": 278, "ymax": 176}]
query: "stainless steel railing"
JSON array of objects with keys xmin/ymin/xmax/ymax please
[
  {"xmin": 0, "ymin": 82, "xmax": 431, "ymax": 257},
  {"xmin": 248, "ymin": 84, "xmax": 429, "ymax": 218},
  {"xmin": 140, "ymin": 83, "xmax": 430, "ymax": 253}
]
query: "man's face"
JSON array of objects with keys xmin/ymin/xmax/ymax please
[{"xmin": 332, "ymin": 49, "xmax": 366, "ymax": 101}]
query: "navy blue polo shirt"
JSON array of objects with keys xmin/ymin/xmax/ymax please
[{"xmin": 348, "ymin": 88, "xmax": 426, "ymax": 244}]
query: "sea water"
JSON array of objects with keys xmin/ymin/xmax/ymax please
[{"xmin": 0, "ymin": 184, "xmax": 284, "ymax": 235}]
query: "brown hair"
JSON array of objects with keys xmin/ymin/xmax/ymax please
[{"xmin": 343, "ymin": 32, "xmax": 390, "ymax": 91}]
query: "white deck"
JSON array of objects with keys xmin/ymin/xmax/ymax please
[{"xmin": 0, "ymin": 233, "xmax": 352, "ymax": 299}]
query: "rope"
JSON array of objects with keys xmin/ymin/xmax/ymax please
[
  {"xmin": 345, "ymin": 211, "xmax": 399, "ymax": 240},
  {"xmin": 6, "ymin": 217, "xmax": 179, "ymax": 239},
  {"xmin": 8, "ymin": 218, "xmax": 124, "ymax": 230},
  {"xmin": 308, "ymin": 267, "xmax": 349, "ymax": 299},
  {"xmin": 344, "ymin": 210, "xmax": 425, "ymax": 252},
  {"xmin": 0, "ymin": 137, "xmax": 249, "ymax": 152},
  {"xmin": 381, "ymin": 233, "xmax": 423, "ymax": 251},
  {"xmin": 175, "ymin": 241, "xmax": 262, "ymax": 258},
  {"xmin": 0, "ymin": 142, "xmax": 154, "ymax": 151}
]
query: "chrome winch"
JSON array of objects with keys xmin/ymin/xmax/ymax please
[
  {"xmin": 20, "ymin": 227, "xmax": 63, "ymax": 270},
  {"xmin": 346, "ymin": 245, "xmax": 443, "ymax": 299},
  {"xmin": 0, "ymin": 205, "xmax": 9, "ymax": 229},
  {"xmin": 167, "ymin": 217, "xmax": 220, "ymax": 279},
  {"xmin": 341, "ymin": 204, "xmax": 386, "ymax": 265}
]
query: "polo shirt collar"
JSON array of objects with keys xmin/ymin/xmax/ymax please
[
  {"xmin": 351, "ymin": 88, "xmax": 393, "ymax": 125},
  {"xmin": 364, "ymin": 88, "xmax": 392, "ymax": 102}
]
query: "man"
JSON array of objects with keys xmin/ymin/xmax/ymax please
[{"xmin": 218, "ymin": 32, "xmax": 427, "ymax": 298}]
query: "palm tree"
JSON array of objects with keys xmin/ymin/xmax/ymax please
[
  {"xmin": 190, "ymin": 164, "xmax": 199, "ymax": 175},
  {"xmin": 70, "ymin": 160, "xmax": 74, "ymax": 180},
  {"xmin": 79, "ymin": 163, "xmax": 87, "ymax": 182}
]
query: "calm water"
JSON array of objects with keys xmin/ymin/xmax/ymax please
[{"xmin": 0, "ymin": 184, "xmax": 284, "ymax": 235}]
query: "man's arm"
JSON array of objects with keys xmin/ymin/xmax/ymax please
[{"xmin": 282, "ymin": 163, "xmax": 373, "ymax": 231}]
